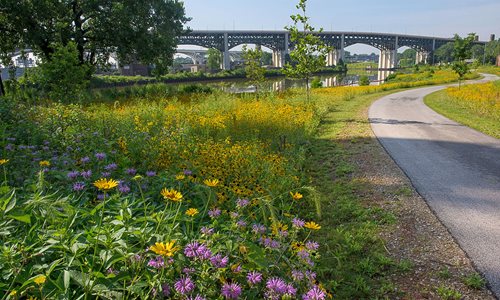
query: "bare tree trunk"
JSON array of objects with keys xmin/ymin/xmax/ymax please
[{"xmin": 0, "ymin": 74, "xmax": 5, "ymax": 96}]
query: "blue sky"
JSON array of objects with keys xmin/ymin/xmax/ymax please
[{"xmin": 182, "ymin": 0, "xmax": 500, "ymax": 53}]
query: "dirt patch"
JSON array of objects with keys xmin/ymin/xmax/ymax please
[{"xmin": 338, "ymin": 104, "xmax": 495, "ymax": 299}]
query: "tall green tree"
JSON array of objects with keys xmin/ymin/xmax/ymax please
[
  {"xmin": 435, "ymin": 43, "xmax": 454, "ymax": 63},
  {"xmin": 484, "ymin": 40, "xmax": 500, "ymax": 65},
  {"xmin": 398, "ymin": 48, "xmax": 417, "ymax": 67},
  {"xmin": 452, "ymin": 33, "xmax": 475, "ymax": 88},
  {"xmin": 0, "ymin": 0, "xmax": 190, "ymax": 76},
  {"xmin": 206, "ymin": 48, "xmax": 222, "ymax": 72},
  {"xmin": 284, "ymin": 0, "xmax": 331, "ymax": 101},
  {"xmin": 242, "ymin": 45, "xmax": 266, "ymax": 95}
]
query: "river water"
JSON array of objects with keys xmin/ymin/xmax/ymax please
[{"xmin": 180, "ymin": 69, "xmax": 395, "ymax": 93}]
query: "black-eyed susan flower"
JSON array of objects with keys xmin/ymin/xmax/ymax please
[
  {"xmin": 93, "ymin": 178, "xmax": 119, "ymax": 191},
  {"xmin": 304, "ymin": 221, "xmax": 321, "ymax": 230},
  {"xmin": 150, "ymin": 241, "xmax": 180, "ymax": 257},
  {"xmin": 185, "ymin": 208, "xmax": 199, "ymax": 217},
  {"xmin": 160, "ymin": 188, "xmax": 183, "ymax": 202},
  {"xmin": 0, "ymin": 159, "xmax": 8, "ymax": 165},
  {"xmin": 175, "ymin": 174, "xmax": 185, "ymax": 180},
  {"xmin": 290, "ymin": 191, "xmax": 303, "ymax": 200},
  {"xmin": 203, "ymin": 179, "xmax": 219, "ymax": 187}
]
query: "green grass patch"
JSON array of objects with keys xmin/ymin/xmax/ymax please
[{"xmin": 424, "ymin": 88, "xmax": 500, "ymax": 139}]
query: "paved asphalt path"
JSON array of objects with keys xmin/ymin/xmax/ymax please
[{"xmin": 369, "ymin": 74, "xmax": 500, "ymax": 296}]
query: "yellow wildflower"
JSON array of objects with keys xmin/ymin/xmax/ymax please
[
  {"xmin": 150, "ymin": 241, "xmax": 180, "ymax": 257},
  {"xmin": 132, "ymin": 175, "xmax": 143, "ymax": 181},
  {"xmin": 34, "ymin": 274, "xmax": 46, "ymax": 285},
  {"xmin": 9, "ymin": 290, "xmax": 17, "ymax": 296},
  {"xmin": 160, "ymin": 188, "xmax": 183, "ymax": 202},
  {"xmin": 291, "ymin": 241, "xmax": 305, "ymax": 252},
  {"xmin": 290, "ymin": 192, "xmax": 303, "ymax": 200},
  {"xmin": 186, "ymin": 208, "xmax": 199, "ymax": 217},
  {"xmin": 304, "ymin": 221, "xmax": 321, "ymax": 230},
  {"xmin": 203, "ymin": 179, "xmax": 219, "ymax": 187},
  {"xmin": 175, "ymin": 174, "xmax": 186, "ymax": 180},
  {"xmin": 0, "ymin": 159, "xmax": 8, "ymax": 165},
  {"xmin": 93, "ymin": 178, "xmax": 119, "ymax": 191},
  {"xmin": 39, "ymin": 160, "xmax": 50, "ymax": 167}
]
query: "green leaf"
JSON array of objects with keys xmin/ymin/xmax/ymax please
[
  {"xmin": 7, "ymin": 212, "xmax": 31, "ymax": 224},
  {"xmin": 64, "ymin": 270, "xmax": 71, "ymax": 290}
]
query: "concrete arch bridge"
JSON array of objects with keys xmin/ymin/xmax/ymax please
[{"xmin": 178, "ymin": 30, "xmax": 487, "ymax": 70}]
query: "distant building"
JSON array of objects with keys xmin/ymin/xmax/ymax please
[{"xmin": 120, "ymin": 63, "xmax": 150, "ymax": 76}]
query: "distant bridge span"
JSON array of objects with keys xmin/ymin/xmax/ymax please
[{"xmin": 178, "ymin": 30, "xmax": 487, "ymax": 70}]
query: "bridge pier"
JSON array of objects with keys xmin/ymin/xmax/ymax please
[
  {"xmin": 325, "ymin": 49, "xmax": 344, "ymax": 66},
  {"xmin": 378, "ymin": 50, "xmax": 398, "ymax": 70},
  {"xmin": 272, "ymin": 50, "xmax": 285, "ymax": 68},
  {"xmin": 415, "ymin": 51, "xmax": 429, "ymax": 64}
]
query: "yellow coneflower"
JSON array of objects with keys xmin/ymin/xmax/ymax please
[
  {"xmin": 0, "ymin": 159, "xmax": 8, "ymax": 165},
  {"xmin": 160, "ymin": 188, "xmax": 183, "ymax": 202},
  {"xmin": 39, "ymin": 160, "xmax": 50, "ymax": 167},
  {"xmin": 186, "ymin": 208, "xmax": 199, "ymax": 217},
  {"xmin": 93, "ymin": 178, "xmax": 119, "ymax": 191},
  {"xmin": 150, "ymin": 241, "xmax": 180, "ymax": 257},
  {"xmin": 34, "ymin": 275, "xmax": 46, "ymax": 285},
  {"xmin": 203, "ymin": 178, "xmax": 219, "ymax": 187},
  {"xmin": 304, "ymin": 221, "xmax": 321, "ymax": 230},
  {"xmin": 290, "ymin": 191, "xmax": 303, "ymax": 200},
  {"xmin": 175, "ymin": 174, "xmax": 186, "ymax": 180}
]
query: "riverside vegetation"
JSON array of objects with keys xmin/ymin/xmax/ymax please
[{"xmin": 0, "ymin": 69, "xmax": 482, "ymax": 299}]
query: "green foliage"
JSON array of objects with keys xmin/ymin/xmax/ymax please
[
  {"xmin": 436, "ymin": 286, "xmax": 462, "ymax": 300},
  {"xmin": 284, "ymin": 0, "xmax": 331, "ymax": 100},
  {"xmin": 242, "ymin": 45, "xmax": 266, "ymax": 92},
  {"xmin": 262, "ymin": 51, "xmax": 273, "ymax": 65},
  {"xmin": 484, "ymin": 40, "xmax": 500, "ymax": 64},
  {"xmin": 452, "ymin": 33, "xmax": 475, "ymax": 87},
  {"xmin": 398, "ymin": 48, "xmax": 417, "ymax": 67},
  {"xmin": 358, "ymin": 75, "xmax": 370, "ymax": 86},
  {"xmin": 207, "ymin": 48, "xmax": 222, "ymax": 71},
  {"xmin": 471, "ymin": 44, "xmax": 484, "ymax": 61},
  {"xmin": 435, "ymin": 43, "xmax": 455, "ymax": 64},
  {"xmin": 36, "ymin": 42, "xmax": 90, "ymax": 102},
  {"xmin": 310, "ymin": 78, "xmax": 323, "ymax": 89},
  {"xmin": 0, "ymin": 0, "xmax": 189, "ymax": 72},
  {"xmin": 462, "ymin": 273, "xmax": 486, "ymax": 289}
]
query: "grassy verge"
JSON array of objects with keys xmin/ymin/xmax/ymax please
[
  {"xmin": 476, "ymin": 65, "xmax": 500, "ymax": 76},
  {"xmin": 424, "ymin": 84, "xmax": 500, "ymax": 139}
]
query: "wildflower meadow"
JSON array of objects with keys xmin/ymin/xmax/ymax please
[{"xmin": 0, "ymin": 69, "xmax": 479, "ymax": 299}]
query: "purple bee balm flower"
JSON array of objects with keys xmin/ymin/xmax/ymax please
[
  {"xmin": 196, "ymin": 244, "xmax": 212, "ymax": 260},
  {"xmin": 104, "ymin": 163, "xmax": 118, "ymax": 171},
  {"xmin": 184, "ymin": 242, "xmax": 200, "ymax": 258},
  {"xmin": 305, "ymin": 270, "xmax": 317, "ymax": 281},
  {"xmin": 161, "ymin": 283, "xmax": 170, "ymax": 297},
  {"xmin": 146, "ymin": 170, "xmax": 156, "ymax": 177},
  {"xmin": 286, "ymin": 284, "xmax": 297, "ymax": 296},
  {"xmin": 208, "ymin": 208, "xmax": 221, "ymax": 218},
  {"xmin": 221, "ymin": 283, "xmax": 242, "ymax": 299},
  {"xmin": 183, "ymin": 267, "xmax": 196, "ymax": 274},
  {"xmin": 5, "ymin": 144, "xmax": 14, "ymax": 151},
  {"xmin": 174, "ymin": 277, "xmax": 195, "ymax": 295},
  {"xmin": 80, "ymin": 156, "xmax": 90, "ymax": 164},
  {"xmin": 236, "ymin": 198, "xmax": 249, "ymax": 208},
  {"xmin": 73, "ymin": 182, "xmax": 86, "ymax": 192},
  {"xmin": 252, "ymin": 224, "xmax": 266, "ymax": 234},
  {"xmin": 278, "ymin": 230, "xmax": 289, "ymax": 237},
  {"xmin": 292, "ymin": 218, "xmax": 305, "ymax": 228},
  {"xmin": 210, "ymin": 254, "xmax": 229, "ymax": 268},
  {"xmin": 118, "ymin": 183, "xmax": 130, "ymax": 194},
  {"xmin": 97, "ymin": 193, "xmax": 105, "ymax": 200},
  {"xmin": 7, "ymin": 137, "xmax": 16, "ymax": 141},
  {"xmin": 81, "ymin": 170, "xmax": 92, "ymax": 179},
  {"xmin": 302, "ymin": 286, "xmax": 326, "ymax": 300},
  {"xmin": 95, "ymin": 152, "xmax": 106, "ymax": 160},
  {"xmin": 183, "ymin": 169, "xmax": 193, "ymax": 176},
  {"xmin": 188, "ymin": 295, "xmax": 206, "ymax": 300},
  {"xmin": 42, "ymin": 146, "xmax": 49, "ymax": 151},
  {"xmin": 297, "ymin": 250, "xmax": 310, "ymax": 259},
  {"xmin": 291, "ymin": 270, "xmax": 304, "ymax": 282},
  {"xmin": 147, "ymin": 256, "xmax": 165, "ymax": 269},
  {"xmin": 200, "ymin": 227, "xmax": 214, "ymax": 235},
  {"xmin": 266, "ymin": 277, "xmax": 287, "ymax": 294},
  {"xmin": 236, "ymin": 220, "xmax": 247, "ymax": 228},
  {"xmin": 306, "ymin": 241, "xmax": 320, "ymax": 251},
  {"xmin": 229, "ymin": 212, "xmax": 239, "ymax": 219},
  {"xmin": 260, "ymin": 237, "xmax": 280, "ymax": 249},
  {"xmin": 67, "ymin": 171, "xmax": 79, "ymax": 180},
  {"xmin": 131, "ymin": 254, "xmax": 142, "ymax": 262},
  {"xmin": 126, "ymin": 168, "xmax": 137, "ymax": 175},
  {"xmin": 247, "ymin": 271, "xmax": 263, "ymax": 285},
  {"xmin": 101, "ymin": 172, "xmax": 111, "ymax": 178}
]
